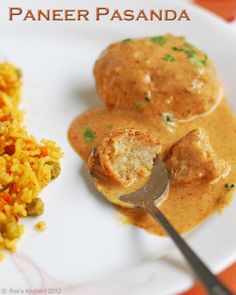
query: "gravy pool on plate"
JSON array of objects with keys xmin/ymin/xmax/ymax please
[{"xmin": 69, "ymin": 34, "xmax": 236, "ymax": 236}]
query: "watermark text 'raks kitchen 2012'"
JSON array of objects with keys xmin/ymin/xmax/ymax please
[{"xmin": 8, "ymin": 7, "xmax": 190, "ymax": 22}]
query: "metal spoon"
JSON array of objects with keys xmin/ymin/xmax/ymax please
[{"xmin": 120, "ymin": 157, "xmax": 232, "ymax": 295}]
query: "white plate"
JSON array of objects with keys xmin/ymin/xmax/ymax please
[{"xmin": 0, "ymin": 1, "xmax": 236, "ymax": 294}]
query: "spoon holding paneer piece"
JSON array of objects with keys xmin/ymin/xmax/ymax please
[
  {"xmin": 87, "ymin": 129, "xmax": 161, "ymax": 207},
  {"xmin": 87, "ymin": 127, "xmax": 232, "ymax": 295},
  {"xmin": 87, "ymin": 127, "xmax": 230, "ymax": 208}
]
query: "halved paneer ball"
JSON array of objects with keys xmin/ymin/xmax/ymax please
[
  {"xmin": 87, "ymin": 129, "xmax": 161, "ymax": 188},
  {"xmin": 165, "ymin": 129, "xmax": 231, "ymax": 183}
]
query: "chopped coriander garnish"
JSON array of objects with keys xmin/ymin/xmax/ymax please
[
  {"xmin": 164, "ymin": 54, "xmax": 175, "ymax": 62},
  {"xmin": 224, "ymin": 183, "xmax": 235, "ymax": 189},
  {"xmin": 172, "ymin": 45, "xmax": 208, "ymax": 66},
  {"xmin": 172, "ymin": 47, "xmax": 196, "ymax": 57},
  {"xmin": 190, "ymin": 52, "xmax": 208, "ymax": 66},
  {"xmin": 201, "ymin": 60, "xmax": 208, "ymax": 66},
  {"xmin": 199, "ymin": 54, "xmax": 208, "ymax": 66},
  {"xmin": 190, "ymin": 57, "xmax": 208, "ymax": 66},
  {"xmin": 83, "ymin": 128, "xmax": 96, "ymax": 142},
  {"xmin": 190, "ymin": 57, "xmax": 200, "ymax": 65},
  {"xmin": 162, "ymin": 113, "xmax": 175, "ymax": 124},
  {"xmin": 122, "ymin": 38, "xmax": 132, "ymax": 43},
  {"xmin": 172, "ymin": 47, "xmax": 183, "ymax": 52},
  {"xmin": 151, "ymin": 36, "xmax": 166, "ymax": 46},
  {"xmin": 183, "ymin": 49, "xmax": 196, "ymax": 58}
]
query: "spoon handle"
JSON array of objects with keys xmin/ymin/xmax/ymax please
[{"xmin": 147, "ymin": 202, "xmax": 233, "ymax": 295}]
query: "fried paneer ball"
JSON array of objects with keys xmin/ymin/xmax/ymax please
[
  {"xmin": 165, "ymin": 129, "xmax": 231, "ymax": 183},
  {"xmin": 94, "ymin": 34, "xmax": 222, "ymax": 121},
  {"xmin": 87, "ymin": 129, "xmax": 161, "ymax": 188},
  {"xmin": 86, "ymin": 129, "xmax": 161, "ymax": 208}
]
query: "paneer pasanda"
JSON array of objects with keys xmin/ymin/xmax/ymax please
[
  {"xmin": 94, "ymin": 34, "xmax": 223, "ymax": 121},
  {"xmin": 69, "ymin": 34, "xmax": 236, "ymax": 235},
  {"xmin": 165, "ymin": 129, "xmax": 231, "ymax": 184}
]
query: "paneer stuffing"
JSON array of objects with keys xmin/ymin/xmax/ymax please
[
  {"xmin": 87, "ymin": 129, "xmax": 161, "ymax": 188},
  {"xmin": 165, "ymin": 129, "xmax": 231, "ymax": 183}
]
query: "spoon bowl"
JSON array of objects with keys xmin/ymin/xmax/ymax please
[
  {"xmin": 119, "ymin": 156, "xmax": 232, "ymax": 295},
  {"xmin": 119, "ymin": 157, "xmax": 170, "ymax": 209}
]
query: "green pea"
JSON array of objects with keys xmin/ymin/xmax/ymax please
[
  {"xmin": 26, "ymin": 198, "xmax": 44, "ymax": 216},
  {"xmin": 46, "ymin": 161, "xmax": 61, "ymax": 180},
  {"xmin": 3, "ymin": 222, "xmax": 21, "ymax": 240}
]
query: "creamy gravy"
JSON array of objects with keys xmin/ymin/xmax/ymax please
[{"xmin": 68, "ymin": 98, "xmax": 236, "ymax": 235}]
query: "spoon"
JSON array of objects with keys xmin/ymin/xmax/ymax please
[{"xmin": 120, "ymin": 157, "xmax": 232, "ymax": 295}]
